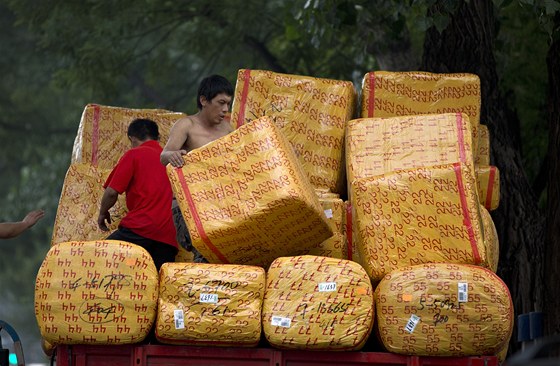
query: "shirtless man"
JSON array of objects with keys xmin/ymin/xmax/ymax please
[{"xmin": 161, "ymin": 74, "xmax": 234, "ymax": 262}]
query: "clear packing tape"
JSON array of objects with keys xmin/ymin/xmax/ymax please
[
  {"xmin": 351, "ymin": 163, "xmax": 498, "ymax": 283},
  {"xmin": 231, "ymin": 69, "xmax": 356, "ymax": 194},
  {"xmin": 35, "ymin": 240, "xmax": 159, "ymax": 345},
  {"xmin": 262, "ymin": 255, "xmax": 374, "ymax": 351},
  {"xmin": 155, "ymin": 263, "xmax": 265, "ymax": 346},
  {"xmin": 167, "ymin": 116, "xmax": 333, "ymax": 268},
  {"xmin": 375, "ymin": 263, "xmax": 513, "ymax": 357}
]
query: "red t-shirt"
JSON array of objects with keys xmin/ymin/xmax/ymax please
[{"xmin": 104, "ymin": 140, "xmax": 177, "ymax": 248}]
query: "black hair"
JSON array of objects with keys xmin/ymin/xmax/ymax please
[
  {"xmin": 197, "ymin": 74, "xmax": 234, "ymax": 110},
  {"xmin": 127, "ymin": 118, "xmax": 159, "ymax": 141}
]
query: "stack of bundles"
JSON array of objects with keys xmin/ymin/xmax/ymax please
[
  {"xmin": 71, "ymin": 103, "xmax": 185, "ymax": 169},
  {"xmin": 35, "ymin": 240, "xmax": 159, "ymax": 345},
  {"xmin": 301, "ymin": 190, "xmax": 348, "ymax": 259},
  {"xmin": 230, "ymin": 69, "xmax": 356, "ymax": 195},
  {"xmin": 52, "ymin": 104, "xmax": 194, "ymax": 261},
  {"xmin": 167, "ymin": 116, "xmax": 333, "ymax": 268},
  {"xmin": 360, "ymin": 71, "xmax": 500, "ymax": 211},
  {"xmin": 374, "ymin": 263, "xmax": 513, "ymax": 357},
  {"xmin": 346, "ymin": 113, "xmax": 499, "ymax": 281},
  {"xmin": 155, "ymin": 263, "xmax": 265, "ymax": 346},
  {"xmin": 262, "ymin": 255, "xmax": 374, "ymax": 351}
]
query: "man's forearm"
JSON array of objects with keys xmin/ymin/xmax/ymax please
[
  {"xmin": 100, "ymin": 187, "xmax": 119, "ymax": 214},
  {"xmin": 0, "ymin": 222, "xmax": 30, "ymax": 239}
]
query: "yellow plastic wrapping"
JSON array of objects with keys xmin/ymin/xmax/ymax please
[
  {"xmin": 231, "ymin": 69, "xmax": 356, "ymax": 194},
  {"xmin": 166, "ymin": 116, "xmax": 333, "ymax": 267},
  {"xmin": 360, "ymin": 71, "xmax": 481, "ymax": 128},
  {"xmin": 345, "ymin": 113, "xmax": 475, "ymax": 188},
  {"xmin": 351, "ymin": 163, "xmax": 494, "ymax": 283},
  {"xmin": 72, "ymin": 104, "xmax": 186, "ymax": 169},
  {"xmin": 35, "ymin": 240, "xmax": 159, "ymax": 345},
  {"xmin": 301, "ymin": 196, "xmax": 348, "ymax": 259},
  {"xmin": 263, "ymin": 255, "xmax": 374, "ymax": 351},
  {"xmin": 51, "ymin": 164, "xmax": 127, "ymax": 246},
  {"xmin": 480, "ymin": 206, "xmax": 499, "ymax": 273},
  {"xmin": 474, "ymin": 124, "xmax": 490, "ymax": 166},
  {"xmin": 475, "ymin": 165, "xmax": 500, "ymax": 211},
  {"xmin": 155, "ymin": 263, "xmax": 265, "ymax": 346},
  {"xmin": 375, "ymin": 263, "xmax": 513, "ymax": 356}
]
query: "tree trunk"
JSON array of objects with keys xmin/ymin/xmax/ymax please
[
  {"xmin": 544, "ymin": 14, "xmax": 560, "ymax": 349},
  {"xmin": 420, "ymin": 0, "xmax": 546, "ymax": 355}
]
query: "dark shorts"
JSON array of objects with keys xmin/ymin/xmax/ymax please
[
  {"xmin": 172, "ymin": 205, "xmax": 208, "ymax": 263},
  {"xmin": 107, "ymin": 227, "xmax": 177, "ymax": 271}
]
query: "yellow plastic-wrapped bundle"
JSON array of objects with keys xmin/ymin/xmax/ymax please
[
  {"xmin": 35, "ymin": 240, "xmax": 159, "ymax": 345},
  {"xmin": 230, "ymin": 69, "xmax": 356, "ymax": 194},
  {"xmin": 262, "ymin": 255, "xmax": 374, "ymax": 351},
  {"xmin": 51, "ymin": 164, "xmax": 127, "ymax": 246},
  {"xmin": 167, "ymin": 116, "xmax": 333, "ymax": 267},
  {"xmin": 155, "ymin": 263, "xmax": 265, "ymax": 346},
  {"xmin": 480, "ymin": 206, "xmax": 499, "ymax": 273},
  {"xmin": 474, "ymin": 124, "xmax": 490, "ymax": 166},
  {"xmin": 475, "ymin": 165, "xmax": 500, "ymax": 211},
  {"xmin": 360, "ymin": 71, "xmax": 481, "ymax": 129},
  {"xmin": 72, "ymin": 104, "xmax": 186, "ymax": 169},
  {"xmin": 351, "ymin": 163, "xmax": 494, "ymax": 282},
  {"xmin": 345, "ymin": 113, "xmax": 475, "ymax": 188},
  {"xmin": 375, "ymin": 263, "xmax": 513, "ymax": 356}
]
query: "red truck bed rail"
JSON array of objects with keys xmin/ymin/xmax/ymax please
[{"xmin": 55, "ymin": 344, "xmax": 499, "ymax": 366}]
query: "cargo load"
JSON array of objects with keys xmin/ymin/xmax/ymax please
[
  {"xmin": 35, "ymin": 240, "xmax": 159, "ymax": 345},
  {"xmin": 374, "ymin": 263, "xmax": 513, "ymax": 357},
  {"xmin": 155, "ymin": 263, "xmax": 265, "ymax": 346},
  {"xmin": 167, "ymin": 116, "xmax": 333, "ymax": 267},
  {"xmin": 262, "ymin": 255, "xmax": 374, "ymax": 351},
  {"xmin": 231, "ymin": 69, "xmax": 356, "ymax": 194},
  {"xmin": 51, "ymin": 164, "xmax": 127, "ymax": 246},
  {"xmin": 72, "ymin": 104, "xmax": 185, "ymax": 169},
  {"xmin": 351, "ymin": 163, "xmax": 496, "ymax": 282},
  {"xmin": 475, "ymin": 165, "xmax": 500, "ymax": 211}
]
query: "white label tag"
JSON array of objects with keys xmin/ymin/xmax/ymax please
[
  {"xmin": 318, "ymin": 282, "xmax": 337, "ymax": 292},
  {"xmin": 200, "ymin": 293, "xmax": 219, "ymax": 304},
  {"xmin": 271, "ymin": 316, "xmax": 291, "ymax": 328},
  {"xmin": 324, "ymin": 209, "xmax": 333, "ymax": 219},
  {"xmin": 458, "ymin": 282, "xmax": 468, "ymax": 303},
  {"xmin": 404, "ymin": 314, "xmax": 420, "ymax": 333},
  {"xmin": 174, "ymin": 309, "xmax": 185, "ymax": 329}
]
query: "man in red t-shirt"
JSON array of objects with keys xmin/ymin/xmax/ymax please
[{"xmin": 98, "ymin": 118, "xmax": 178, "ymax": 270}]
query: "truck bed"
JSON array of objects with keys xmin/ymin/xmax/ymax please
[{"xmin": 55, "ymin": 344, "xmax": 499, "ymax": 366}]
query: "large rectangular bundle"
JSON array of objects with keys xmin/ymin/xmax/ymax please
[
  {"xmin": 475, "ymin": 165, "xmax": 500, "ymax": 211},
  {"xmin": 51, "ymin": 164, "xmax": 127, "ymax": 246},
  {"xmin": 72, "ymin": 104, "xmax": 186, "ymax": 169},
  {"xmin": 35, "ymin": 241, "xmax": 159, "ymax": 345},
  {"xmin": 351, "ymin": 163, "xmax": 494, "ymax": 282},
  {"xmin": 375, "ymin": 263, "xmax": 513, "ymax": 357},
  {"xmin": 155, "ymin": 263, "xmax": 265, "ymax": 346},
  {"xmin": 167, "ymin": 116, "xmax": 333, "ymax": 267},
  {"xmin": 230, "ymin": 69, "xmax": 356, "ymax": 194},
  {"xmin": 360, "ymin": 71, "xmax": 481, "ymax": 129},
  {"xmin": 345, "ymin": 113, "xmax": 475, "ymax": 187},
  {"xmin": 262, "ymin": 255, "xmax": 374, "ymax": 351}
]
